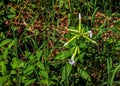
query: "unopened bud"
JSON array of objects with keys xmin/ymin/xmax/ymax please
[{"xmin": 79, "ymin": 13, "xmax": 81, "ymax": 20}]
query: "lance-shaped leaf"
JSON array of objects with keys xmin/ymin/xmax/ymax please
[
  {"xmin": 68, "ymin": 29, "xmax": 79, "ymax": 33},
  {"xmin": 0, "ymin": 61, "xmax": 7, "ymax": 75},
  {"xmin": 83, "ymin": 35, "xmax": 97, "ymax": 44},
  {"xmin": 72, "ymin": 46, "xmax": 79, "ymax": 59},
  {"xmin": 64, "ymin": 35, "xmax": 78, "ymax": 46},
  {"xmin": 83, "ymin": 31, "xmax": 89, "ymax": 36},
  {"xmin": 77, "ymin": 46, "xmax": 81, "ymax": 54},
  {"xmin": 80, "ymin": 27, "xmax": 85, "ymax": 35},
  {"xmin": 61, "ymin": 64, "xmax": 72, "ymax": 82},
  {"xmin": 77, "ymin": 67, "xmax": 91, "ymax": 82},
  {"xmin": 0, "ymin": 39, "xmax": 12, "ymax": 47}
]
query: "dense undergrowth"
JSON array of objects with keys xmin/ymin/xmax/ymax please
[{"xmin": 0, "ymin": 0, "xmax": 120, "ymax": 86}]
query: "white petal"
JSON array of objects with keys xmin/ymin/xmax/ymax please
[
  {"xmin": 69, "ymin": 59, "xmax": 75, "ymax": 65},
  {"xmin": 88, "ymin": 30, "xmax": 92, "ymax": 38}
]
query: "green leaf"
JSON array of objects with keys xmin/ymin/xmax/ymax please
[
  {"xmin": 0, "ymin": 1, "xmax": 4, "ymax": 7},
  {"xmin": 61, "ymin": 64, "xmax": 72, "ymax": 82},
  {"xmin": 40, "ymin": 79, "xmax": 48, "ymax": 85},
  {"xmin": 91, "ymin": 7, "xmax": 99, "ymax": 24},
  {"xmin": 23, "ymin": 65, "xmax": 34, "ymax": 76},
  {"xmin": 30, "ymin": 4, "xmax": 36, "ymax": 8},
  {"xmin": 39, "ymin": 71, "xmax": 48, "ymax": 79},
  {"xmin": 25, "ymin": 79, "xmax": 36, "ymax": 86},
  {"xmin": 83, "ymin": 35, "xmax": 97, "ymax": 44},
  {"xmin": 37, "ymin": 62, "xmax": 44, "ymax": 70},
  {"xmin": 0, "ymin": 10, "xmax": 5, "ymax": 16},
  {"xmin": 55, "ymin": 50, "xmax": 72, "ymax": 60},
  {"xmin": 25, "ymin": 51, "xmax": 31, "ymax": 57},
  {"xmin": 77, "ymin": 67, "xmax": 91, "ymax": 82},
  {"xmin": 72, "ymin": 46, "xmax": 78, "ymax": 58},
  {"xmin": 80, "ymin": 43, "xmax": 86, "ymax": 48},
  {"xmin": 36, "ymin": 50, "xmax": 42, "ymax": 60},
  {"xmin": 0, "ymin": 61, "xmax": 7, "ymax": 75},
  {"xmin": 0, "ymin": 75, "xmax": 8, "ymax": 86},
  {"xmin": 11, "ymin": 57, "xmax": 20, "ymax": 69},
  {"xmin": 10, "ymin": 70, "xmax": 17, "ymax": 75},
  {"xmin": 115, "ymin": 47, "xmax": 120, "ymax": 50},
  {"xmin": 8, "ymin": 40, "xmax": 15, "ymax": 49},
  {"xmin": 7, "ymin": 14, "xmax": 16, "ymax": 19},
  {"xmin": 2, "ymin": 48, "xmax": 8, "ymax": 59},
  {"xmin": 22, "ymin": 76, "xmax": 27, "ymax": 82},
  {"xmin": 110, "ymin": 63, "xmax": 120, "ymax": 86},
  {"xmin": 29, "ymin": 55, "xmax": 34, "ymax": 60},
  {"xmin": 64, "ymin": 35, "xmax": 78, "ymax": 46},
  {"xmin": 12, "ymin": 77, "xmax": 17, "ymax": 83},
  {"xmin": 0, "ymin": 39, "xmax": 12, "ymax": 47},
  {"xmin": 9, "ymin": 7, "xmax": 16, "ymax": 13},
  {"xmin": 78, "ymin": 53, "xmax": 85, "ymax": 63},
  {"xmin": 49, "ymin": 80, "xmax": 55, "ymax": 85}
]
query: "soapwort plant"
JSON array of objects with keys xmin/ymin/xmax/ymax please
[{"xmin": 64, "ymin": 13, "xmax": 97, "ymax": 65}]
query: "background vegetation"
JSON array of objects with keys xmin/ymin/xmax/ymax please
[{"xmin": 0, "ymin": 0, "xmax": 120, "ymax": 86}]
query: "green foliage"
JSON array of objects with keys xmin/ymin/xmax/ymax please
[
  {"xmin": 25, "ymin": 79, "xmax": 36, "ymax": 86},
  {"xmin": 61, "ymin": 64, "xmax": 72, "ymax": 82},
  {"xmin": 0, "ymin": 39, "xmax": 12, "ymax": 48},
  {"xmin": 77, "ymin": 67, "xmax": 91, "ymax": 82},
  {"xmin": 110, "ymin": 63, "xmax": 120, "ymax": 85},
  {"xmin": 0, "ymin": 0, "xmax": 119, "ymax": 86},
  {"xmin": 55, "ymin": 50, "xmax": 73, "ymax": 60},
  {"xmin": 0, "ymin": 61, "xmax": 7, "ymax": 75}
]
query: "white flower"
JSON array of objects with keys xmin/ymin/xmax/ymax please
[
  {"xmin": 69, "ymin": 59, "xmax": 75, "ymax": 65},
  {"xmin": 69, "ymin": 54, "xmax": 75, "ymax": 65},
  {"xmin": 88, "ymin": 30, "xmax": 92, "ymax": 38}
]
